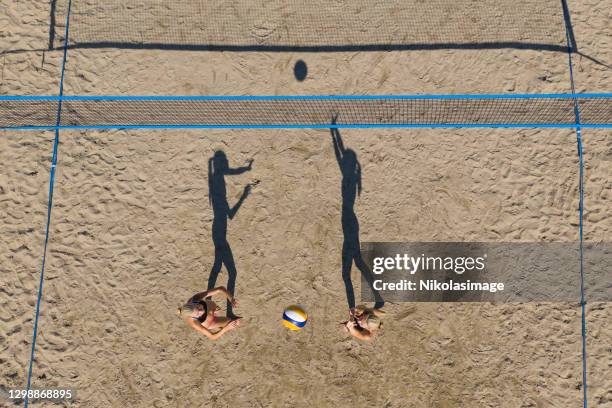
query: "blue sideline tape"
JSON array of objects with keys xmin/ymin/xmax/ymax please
[
  {"xmin": 564, "ymin": 14, "xmax": 588, "ymax": 408},
  {"xmin": 23, "ymin": 1, "xmax": 72, "ymax": 407},
  {"xmin": 3, "ymin": 123, "xmax": 611, "ymax": 131}
]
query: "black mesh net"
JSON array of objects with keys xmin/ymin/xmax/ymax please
[
  {"xmin": 1, "ymin": 96, "xmax": 609, "ymax": 129},
  {"xmin": 50, "ymin": 0, "xmax": 569, "ymax": 51}
]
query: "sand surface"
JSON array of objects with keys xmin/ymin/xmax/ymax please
[{"xmin": 1, "ymin": 1, "xmax": 611, "ymax": 407}]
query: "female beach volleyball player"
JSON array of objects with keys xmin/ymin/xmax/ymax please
[
  {"xmin": 341, "ymin": 305, "xmax": 384, "ymax": 341},
  {"xmin": 178, "ymin": 287, "xmax": 241, "ymax": 340}
]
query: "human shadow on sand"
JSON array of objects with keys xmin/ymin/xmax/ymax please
[
  {"xmin": 206, "ymin": 150, "xmax": 253, "ymax": 319},
  {"xmin": 331, "ymin": 122, "xmax": 384, "ymax": 311}
]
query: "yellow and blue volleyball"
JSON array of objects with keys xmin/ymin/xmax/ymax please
[{"xmin": 282, "ymin": 305, "xmax": 308, "ymax": 331}]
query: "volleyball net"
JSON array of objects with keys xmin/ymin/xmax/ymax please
[
  {"xmin": 8, "ymin": 0, "xmax": 607, "ymax": 132},
  {"xmin": 1, "ymin": 94, "xmax": 611, "ymax": 130},
  {"xmin": 50, "ymin": 0, "xmax": 570, "ymax": 51}
]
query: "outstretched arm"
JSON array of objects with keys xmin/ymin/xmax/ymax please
[
  {"xmin": 190, "ymin": 286, "xmax": 232, "ymax": 301},
  {"xmin": 190, "ymin": 290, "xmax": 211, "ymax": 301},
  {"xmin": 228, "ymin": 184, "xmax": 251, "ymax": 219},
  {"xmin": 205, "ymin": 286, "xmax": 238, "ymax": 306},
  {"xmin": 225, "ymin": 159, "xmax": 254, "ymax": 175}
]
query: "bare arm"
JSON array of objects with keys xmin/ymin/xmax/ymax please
[
  {"xmin": 190, "ymin": 286, "xmax": 227, "ymax": 301},
  {"xmin": 190, "ymin": 290, "xmax": 211, "ymax": 301},
  {"xmin": 187, "ymin": 319, "xmax": 229, "ymax": 340},
  {"xmin": 207, "ymin": 286, "xmax": 237, "ymax": 306}
]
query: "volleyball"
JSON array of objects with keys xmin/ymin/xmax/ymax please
[{"xmin": 282, "ymin": 305, "xmax": 308, "ymax": 331}]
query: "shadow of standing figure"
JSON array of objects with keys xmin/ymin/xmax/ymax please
[
  {"xmin": 331, "ymin": 120, "xmax": 384, "ymax": 311},
  {"xmin": 206, "ymin": 151, "xmax": 253, "ymax": 319}
]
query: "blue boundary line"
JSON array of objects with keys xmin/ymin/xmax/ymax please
[
  {"xmin": 1, "ymin": 92, "xmax": 611, "ymax": 101},
  {"xmin": 23, "ymin": 1, "xmax": 72, "ymax": 407},
  {"xmin": 563, "ymin": 10, "xmax": 588, "ymax": 408},
  {"xmin": 2, "ymin": 123, "xmax": 612, "ymax": 131}
]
